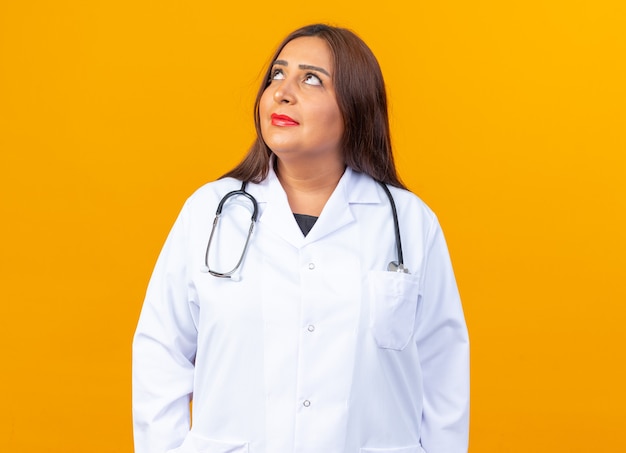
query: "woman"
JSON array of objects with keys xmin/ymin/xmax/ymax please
[{"xmin": 133, "ymin": 24, "xmax": 469, "ymax": 453}]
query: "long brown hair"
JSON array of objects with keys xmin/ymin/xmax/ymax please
[{"xmin": 222, "ymin": 24, "xmax": 405, "ymax": 189}]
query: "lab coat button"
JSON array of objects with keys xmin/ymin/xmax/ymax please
[
  {"xmin": 303, "ymin": 400, "xmax": 311, "ymax": 407},
  {"xmin": 308, "ymin": 263, "xmax": 315, "ymax": 270},
  {"xmin": 307, "ymin": 324, "xmax": 315, "ymax": 332}
]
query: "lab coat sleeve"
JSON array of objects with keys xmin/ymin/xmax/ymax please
[
  {"xmin": 415, "ymin": 216, "xmax": 470, "ymax": 453},
  {"xmin": 132, "ymin": 200, "xmax": 197, "ymax": 453}
]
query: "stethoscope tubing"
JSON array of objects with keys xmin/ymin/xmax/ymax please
[
  {"xmin": 376, "ymin": 180, "xmax": 404, "ymax": 269},
  {"xmin": 203, "ymin": 181, "xmax": 258, "ymax": 278},
  {"xmin": 203, "ymin": 179, "xmax": 408, "ymax": 278}
]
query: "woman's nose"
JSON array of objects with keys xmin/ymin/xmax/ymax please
[{"xmin": 273, "ymin": 79, "xmax": 296, "ymax": 104}]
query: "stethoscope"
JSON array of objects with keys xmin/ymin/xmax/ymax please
[{"xmin": 201, "ymin": 180, "xmax": 408, "ymax": 279}]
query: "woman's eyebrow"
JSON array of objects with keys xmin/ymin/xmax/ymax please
[
  {"xmin": 273, "ymin": 59, "xmax": 330, "ymax": 77},
  {"xmin": 299, "ymin": 64, "xmax": 330, "ymax": 77}
]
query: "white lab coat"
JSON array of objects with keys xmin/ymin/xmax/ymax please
[{"xmin": 132, "ymin": 166, "xmax": 469, "ymax": 453}]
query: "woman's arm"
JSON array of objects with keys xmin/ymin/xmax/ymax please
[
  {"xmin": 132, "ymin": 202, "xmax": 198, "ymax": 453},
  {"xmin": 415, "ymin": 217, "xmax": 470, "ymax": 452}
]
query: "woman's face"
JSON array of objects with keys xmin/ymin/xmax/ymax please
[{"xmin": 259, "ymin": 36, "xmax": 344, "ymax": 164}]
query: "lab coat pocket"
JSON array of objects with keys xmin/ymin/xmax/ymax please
[
  {"xmin": 368, "ymin": 271, "xmax": 420, "ymax": 351},
  {"xmin": 166, "ymin": 433, "xmax": 249, "ymax": 453},
  {"xmin": 360, "ymin": 445, "xmax": 426, "ymax": 453}
]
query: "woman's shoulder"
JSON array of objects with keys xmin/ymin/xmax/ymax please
[
  {"xmin": 175, "ymin": 177, "xmax": 245, "ymax": 214},
  {"xmin": 389, "ymin": 184, "xmax": 435, "ymax": 215},
  {"xmin": 353, "ymin": 172, "xmax": 437, "ymax": 221},
  {"xmin": 350, "ymin": 171, "xmax": 439, "ymax": 230},
  {"xmin": 187, "ymin": 177, "xmax": 243, "ymax": 200},
  {"xmin": 389, "ymin": 185, "xmax": 440, "ymax": 230}
]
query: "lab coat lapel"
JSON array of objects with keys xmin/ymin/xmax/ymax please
[
  {"xmin": 251, "ymin": 166, "xmax": 379, "ymax": 249},
  {"xmin": 304, "ymin": 168, "xmax": 356, "ymax": 244},
  {"xmin": 255, "ymin": 170, "xmax": 306, "ymax": 249}
]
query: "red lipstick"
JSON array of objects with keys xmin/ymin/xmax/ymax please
[{"xmin": 271, "ymin": 113, "xmax": 299, "ymax": 126}]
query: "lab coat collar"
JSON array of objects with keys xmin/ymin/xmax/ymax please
[{"xmin": 247, "ymin": 163, "xmax": 382, "ymax": 249}]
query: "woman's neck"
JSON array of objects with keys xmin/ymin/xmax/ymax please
[{"xmin": 275, "ymin": 157, "xmax": 345, "ymax": 217}]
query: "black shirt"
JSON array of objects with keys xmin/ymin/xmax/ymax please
[{"xmin": 293, "ymin": 213, "xmax": 318, "ymax": 236}]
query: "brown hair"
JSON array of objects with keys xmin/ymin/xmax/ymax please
[{"xmin": 222, "ymin": 24, "xmax": 405, "ymax": 189}]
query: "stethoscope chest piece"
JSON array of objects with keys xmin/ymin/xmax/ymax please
[{"xmin": 388, "ymin": 261, "xmax": 410, "ymax": 274}]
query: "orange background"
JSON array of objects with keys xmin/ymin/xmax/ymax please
[{"xmin": 1, "ymin": 1, "xmax": 625, "ymax": 451}]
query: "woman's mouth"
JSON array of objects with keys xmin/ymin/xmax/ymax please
[{"xmin": 271, "ymin": 113, "xmax": 299, "ymax": 126}]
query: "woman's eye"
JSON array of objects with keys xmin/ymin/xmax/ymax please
[
  {"xmin": 270, "ymin": 68, "xmax": 285, "ymax": 81},
  {"xmin": 304, "ymin": 73, "xmax": 322, "ymax": 86}
]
